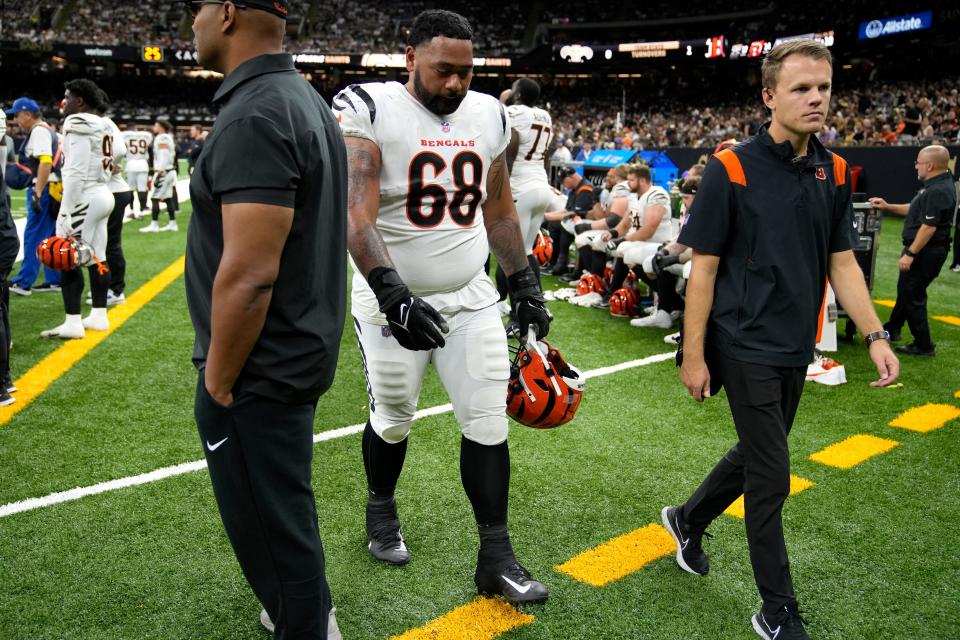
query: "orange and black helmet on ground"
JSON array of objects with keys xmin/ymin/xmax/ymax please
[
  {"xmin": 36, "ymin": 236, "xmax": 79, "ymax": 271},
  {"xmin": 532, "ymin": 230, "xmax": 553, "ymax": 266},
  {"xmin": 506, "ymin": 328, "xmax": 585, "ymax": 429},
  {"xmin": 576, "ymin": 272, "xmax": 606, "ymax": 296},
  {"xmin": 609, "ymin": 287, "xmax": 640, "ymax": 318}
]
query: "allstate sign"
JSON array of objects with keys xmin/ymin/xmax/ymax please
[{"xmin": 858, "ymin": 10, "xmax": 933, "ymax": 40}]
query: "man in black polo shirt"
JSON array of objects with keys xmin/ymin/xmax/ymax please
[
  {"xmin": 661, "ymin": 40, "xmax": 899, "ymax": 640},
  {"xmin": 870, "ymin": 145, "xmax": 956, "ymax": 356},
  {"xmin": 184, "ymin": 1, "xmax": 346, "ymax": 637}
]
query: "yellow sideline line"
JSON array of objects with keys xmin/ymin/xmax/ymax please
[
  {"xmin": 873, "ymin": 299, "xmax": 895, "ymax": 308},
  {"xmin": 932, "ymin": 315, "xmax": 960, "ymax": 327},
  {"xmin": 391, "ymin": 597, "xmax": 534, "ymax": 640},
  {"xmin": 0, "ymin": 257, "xmax": 186, "ymax": 427},
  {"xmin": 723, "ymin": 475, "xmax": 816, "ymax": 519},
  {"xmin": 555, "ymin": 523, "xmax": 675, "ymax": 587},
  {"xmin": 888, "ymin": 403, "xmax": 960, "ymax": 433}
]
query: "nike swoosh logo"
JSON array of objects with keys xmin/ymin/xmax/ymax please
[
  {"xmin": 762, "ymin": 614, "xmax": 781, "ymax": 638},
  {"xmin": 399, "ymin": 303, "xmax": 409, "ymax": 326},
  {"xmin": 673, "ymin": 514, "xmax": 689, "ymax": 548},
  {"xmin": 502, "ymin": 575, "xmax": 532, "ymax": 594},
  {"xmin": 206, "ymin": 437, "xmax": 228, "ymax": 451}
]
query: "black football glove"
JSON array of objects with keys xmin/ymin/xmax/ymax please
[
  {"xmin": 651, "ymin": 253, "xmax": 681, "ymax": 276},
  {"xmin": 368, "ymin": 267, "xmax": 448, "ymax": 351},
  {"xmin": 508, "ymin": 266, "xmax": 552, "ymax": 340}
]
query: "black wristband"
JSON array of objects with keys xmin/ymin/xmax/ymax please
[
  {"xmin": 574, "ymin": 222, "xmax": 593, "ymax": 234},
  {"xmin": 367, "ymin": 266, "xmax": 410, "ymax": 313},
  {"xmin": 609, "ymin": 229, "xmax": 619, "ymax": 239},
  {"xmin": 506, "ymin": 266, "xmax": 543, "ymax": 300},
  {"xmin": 903, "ymin": 248, "xmax": 916, "ymax": 258}
]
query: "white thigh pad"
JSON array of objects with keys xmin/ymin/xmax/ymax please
[{"xmin": 433, "ymin": 306, "xmax": 510, "ymax": 446}]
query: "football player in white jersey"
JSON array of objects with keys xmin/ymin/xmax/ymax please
[
  {"xmin": 94, "ymin": 92, "xmax": 131, "ymax": 305},
  {"xmin": 577, "ymin": 164, "xmax": 672, "ymax": 301},
  {"xmin": 42, "ymin": 79, "xmax": 115, "ymax": 339},
  {"xmin": 489, "ymin": 77, "xmax": 555, "ymax": 311},
  {"xmin": 140, "ymin": 119, "xmax": 177, "ymax": 232},
  {"xmin": 336, "ymin": 10, "xmax": 552, "ymax": 604},
  {"xmin": 122, "ymin": 127, "xmax": 152, "ymax": 217}
]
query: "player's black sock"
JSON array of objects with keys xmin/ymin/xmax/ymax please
[
  {"xmin": 576, "ymin": 244, "xmax": 593, "ymax": 275},
  {"xmin": 362, "ymin": 421, "xmax": 407, "ymax": 498},
  {"xmin": 592, "ymin": 250, "xmax": 607, "ymax": 277},
  {"xmin": 495, "ymin": 264, "xmax": 509, "ymax": 302},
  {"xmin": 610, "ymin": 258, "xmax": 629, "ymax": 292},
  {"xmin": 461, "ymin": 436, "xmax": 514, "ymax": 564},
  {"xmin": 61, "ymin": 269, "xmax": 83, "ymax": 315},
  {"xmin": 166, "ymin": 198, "xmax": 176, "ymax": 221},
  {"xmin": 138, "ymin": 191, "xmax": 148, "ymax": 211},
  {"xmin": 151, "ymin": 200, "xmax": 160, "ymax": 222},
  {"xmin": 88, "ymin": 265, "xmax": 109, "ymax": 308}
]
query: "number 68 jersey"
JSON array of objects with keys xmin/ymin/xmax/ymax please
[{"xmin": 335, "ymin": 81, "xmax": 510, "ymax": 323}]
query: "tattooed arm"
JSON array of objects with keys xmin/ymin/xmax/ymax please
[
  {"xmin": 483, "ymin": 152, "xmax": 528, "ymax": 275},
  {"xmin": 344, "ymin": 136, "xmax": 393, "ymax": 278}
]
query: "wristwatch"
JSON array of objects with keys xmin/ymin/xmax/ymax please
[
  {"xmin": 903, "ymin": 248, "xmax": 917, "ymax": 258},
  {"xmin": 864, "ymin": 330, "xmax": 891, "ymax": 346}
]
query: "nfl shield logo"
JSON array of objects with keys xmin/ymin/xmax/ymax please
[
  {"xmin": 381, "ymin": 326, "xmax": 392, "ymax": 338},
  {"xmin": 440, "ymin": 121, "xmax": 451, "ymax": 133},
  {"xmin": 815, "ymin": 167, "xmax": 827, "ymax": 181}
]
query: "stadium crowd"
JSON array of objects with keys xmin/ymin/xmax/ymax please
[{"xmin": 547, "ymin": 78, "xmax": 960, "ymax": 153}]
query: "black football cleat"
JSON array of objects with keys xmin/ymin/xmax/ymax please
[
  {"xmin": 661, "ymin": 506, "xmax": 710, "ymax": 576},
  {"xmin": 752, "ymin": 605, "xmax": 810, "ymax": 640},
  {"xmin": 475, "ymin": 560, "xmax": 549, "ymax": 604},
  {"xmin": 366, "ymin": 496, "xmax": 410, "ymax": 565}
]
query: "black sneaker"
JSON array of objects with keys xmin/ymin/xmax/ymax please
[
  {"xmin": 32, "ymin": 282, "xmax": 61, "ymax": 293},
  {"xmin": 752, "ymin": 605, "xmax": 810, "ymax": 640},
  {"xmin": 895, "ymin": 342, "xmax": 935, "ymax": 357},
  {"xmin": 366, "ymin": 496, "xmax": 409, "ymax": 565},
  {"xmin": 661, "ymin": 506, "xmax": 709, "ymax": 576},
  {"xmin": 475, "ymin": 560, "xmax": 548, "ymax": 604},
  {"xmin": 2, "ymin": 378, "xmax": 15, "ymax": 393},
  {"xmin": 0, "ymin": 390, "xmax": 13, "ymax": 407},
  {"xmin": 559, "ymin": 272, "xmax": 582, "ymax": 284}
]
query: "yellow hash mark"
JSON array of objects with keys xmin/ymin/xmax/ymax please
[
  {"xmin": 873, "ymin": 299, "xmax": 895, "ymax": 308},
  {"xmin": 932, "ymin": 315, "xmax": 960, "ymax": 327},
  {"xmin": 889, "ymin": 403, "xmax": 960, "ymax": 433},
  {"xmin": 723, "ymin": 475, "xmax": 816, "ymax": 519},
  {"xmin": 809, "ymin": 434, "xmax": 899, "ymax": 469},
  {"xmin": 0, "ymin": 257, "xmax": 185, "ymax": 427},
  {"xmin": 955, "ymin": 391, "xmax": 960, "ymax": 399},
  {"xmin": 555, "ymin": 523, "xmax": 674, "ymax": 587},
  {"xmin": 391, "ymin": 596, "xmax": 534, "ymax": 640}
]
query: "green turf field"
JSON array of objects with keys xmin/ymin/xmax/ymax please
[{"xmin": 0, "ymin": 201, "xmax": 956, "ymax": 640}]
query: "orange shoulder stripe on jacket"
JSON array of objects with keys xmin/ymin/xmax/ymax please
[
  {"xmin": 714, "ymin": 148, "xmax": 746, "ymax": 186},
  {"xmin": 576, "ymin": 184, "xmax": 593, "ymax": 193},
  {"xmin": 832, "ymin": 153, "xmax": 847, "ymax": 186}
]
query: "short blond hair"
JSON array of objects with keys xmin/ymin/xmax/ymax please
[{"xmin": 761, "ymin": 40, "xmax": 832, "ymax": 90}]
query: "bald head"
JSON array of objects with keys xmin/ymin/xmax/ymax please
[
  {"xmin": 192, "ymin": 1, "xmax": 285, "ymax": 75},
  {"xmin": 919, "ymin": 145, "xmax": 949, "ymax": 170}
]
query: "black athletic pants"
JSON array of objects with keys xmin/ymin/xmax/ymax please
[
  {"xmin": 107, "ymin": 191, "xmax": 132, "ymax": 295},
  {"xmin": 886, "ymin": 244, "xmax": 948, "ymax": 349},
  {"xmin": 195, "ymin": 373, "xmax": 331, "ymax": 639},
  {"xmin": 950, "ymin": 228, "xmax": 959, "ymax": 269},
  {"xmin": 681, "ymin": 350, "xmax": 806, "ymax": 616}
]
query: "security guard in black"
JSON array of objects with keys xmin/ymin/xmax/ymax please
[
  {"xmin": 902, "ymin": 171, "xmax": 955, "ymax": 248},
  {"xmin": 678, "ymin": 123, "xmax": 855, "ymax": 367},
  {"xmin": 876, "ymin": 153, "xmax": 956, "ymax": 354}
]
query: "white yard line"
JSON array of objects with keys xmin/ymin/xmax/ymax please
[{"xmin": 0, "ymin": 350, "xmax": 676, "ymax": 519}]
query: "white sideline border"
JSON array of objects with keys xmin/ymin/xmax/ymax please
[{"xmin": 0, "ymin": 350, "xmax": 676, "ymax": 519}]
